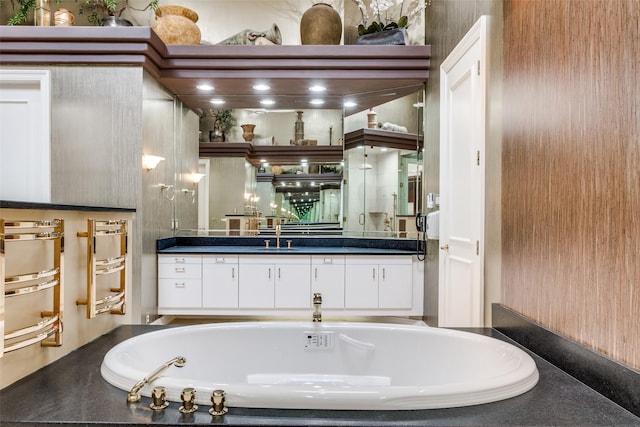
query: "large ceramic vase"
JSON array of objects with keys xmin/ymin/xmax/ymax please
[
  {"xmin": 152, "ymin": 5, "xmax": 201, "ymax": 45},
  {"xmin": 241, "ymin": 124, "xmax": 256, "ymax": 142},
  {"xmin": 300, "ymin": 3, "xmax": 342, "ymax": 45}
]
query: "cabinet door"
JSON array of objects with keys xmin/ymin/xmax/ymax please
[
  {"xmin": 345, "ymin": 263, "xmax": 378, "ymax": 308},
  {"xmin": 238, "ymin": 263, "xmax": 274, "ymax": 308},
  {"xmin": 275, "ymin": 263, "xmax": 311, "ymax": 308},
  {"xmin": 158, "ymin": 279, "xmax": 202, "ymax": 308},
  {"xmin": 202, "ymin": 256, "xmax": 238, "ymax": 308},
  {"xmin": 312, "ymin": 256, "xmax": 345, "ymax": 308},
  {"xmin": 378, "ymin": 261, "xmax": 413, "ymax": 309}
]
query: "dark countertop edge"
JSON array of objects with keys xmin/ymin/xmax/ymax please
[
  {"xmin": 1, "ymin": 324, "xmax": 639, "ymax": 426},
  {"xmin": 1, "ymin": 200, "xmax": 136, "ymax": 212},
  {"xmin": 492, "ymin": 303, "xmax": 640, "ymax": 417},
  {"xmin": 157, "ymin": 236, "xmax": 423, "ymax": 253}
]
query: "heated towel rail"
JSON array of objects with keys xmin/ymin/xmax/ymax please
[
  {"xmin": 76, "ymin": 219, "xmax": 127, "ymax": 319},
  {"xmin": 1, "ymin": 219, "xmax": 64, "ymax": 357}
]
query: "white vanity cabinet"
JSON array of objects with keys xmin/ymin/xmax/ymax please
[
  {"xmin": 311, "ymin": 256, "xmax": 345, "ymax": 309},
  {"xmin": 345, "ymin": 256, "xmax": 413, "ymax": 309},
  {"xmin": 238, "ymin": 255, "xmax": 311, "ymax": 309},
  {"xmin": 158, "ymin": 252, "xmax": 420, "ymax": 316},
  {"xmin": 202, "ymin": 255, "xmax": 239, "ymax": 308},
  {"xmin": 158, "ymin": 255, "xmax": 202, "ymax": 309}
]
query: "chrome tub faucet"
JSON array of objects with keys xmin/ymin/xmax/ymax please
[{"xmin": 313, "ymin": 293, "xmax": 322, "ymax": 322}]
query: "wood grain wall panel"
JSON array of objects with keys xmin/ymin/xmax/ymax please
[{"xmin": 502, "ymin": 0, "xmax": 640, "ymax": 369}]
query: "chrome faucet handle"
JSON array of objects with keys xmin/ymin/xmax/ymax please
[
  {"xmin": 264, "ymin": 239, "xmax": 270, "ymax": 248},
  {"xmin": 209, "ymin": 389, "xmax": 228, "ymax": 416},
  {"xmin": 179, "ymin": 387, "xmax": 198, "ymax": 414},
  {"xmin": 150, "ymin": 386, "xmax": 169, "ymax": 410},
  {"xmin": 286, "ymin": 240, "xmax": 292, "ymax": 249}
]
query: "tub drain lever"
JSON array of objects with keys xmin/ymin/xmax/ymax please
[
  {"xmin": 127, "ymin": 356, "xmax": 186, "ymax": 403},
  {"xmin": 209, "ymin": 389, "xmax": 228, "ymax": 416}
]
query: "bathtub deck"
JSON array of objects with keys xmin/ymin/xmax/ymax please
[{"xmin": 0, "ymin": 324, "xmax": 638, "ymax": 426}]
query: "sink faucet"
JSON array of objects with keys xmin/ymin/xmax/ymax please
[
  {"xmin": 313, "ymin": 293, "xmax": 322, "ymax": 322},
  {"xmin": 275, "ymin": 222, "xmax": 281, "ymax": 249}
]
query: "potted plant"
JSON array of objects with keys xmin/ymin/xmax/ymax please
[
  {"xmin": 351, "ymin": 0, "xmax": 426, "ymax": 45},
  {"xmin": 206, "ymin": 109, "xmax": 236, "ymax": 142},
  {"xmin": 80, "ymin": 0, "xmax": 158, "ymax": 26}
]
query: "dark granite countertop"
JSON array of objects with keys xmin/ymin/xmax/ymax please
[
  {"xmin": 1, "ymin": 325, "xmax": 638, "ymax": 426},
  {"xmin": 157, "ymin": 236, "xmax": 423, "ymax": 256},
  {"xmin": 158, "ymin": 245, "xmax": 417, "ymax": 255},
  {"xmin": 1, "ymin": 200, "xmax": 136, "ymax": 212}
]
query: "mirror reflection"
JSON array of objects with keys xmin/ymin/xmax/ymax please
[{"xmin": 196, "ymin": 91, "xmax": 424, "ymax": 238}]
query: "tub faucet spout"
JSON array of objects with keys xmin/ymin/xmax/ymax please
[
  {"xmin": 127, "ymin": 356, "xmax": 186, "ymax": 403},
  {"xmin": 313, "ymin": 293, "xmax": 322, "ymax": 322}
]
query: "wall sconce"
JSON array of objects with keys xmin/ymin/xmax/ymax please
[
  {"xmin": 143, "ymin": 155, "xmax": 165, "ymax": 171},
  {"xmin": 190, "ymin": 173, "xmax": 205, "ymax": 184}
]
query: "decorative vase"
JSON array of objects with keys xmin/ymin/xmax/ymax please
[
  {"xmin": 367, "ymin": 109, "xmax": 377, "ymax": 128},
  {"xmin": 152, "ymin": 5, "xmax": 201, "ymax": 45},
  {"xmin": 300, "ymin": 3, "xmax": 342, "ymax": 45},
  {"xmin": 356, "ymin": 28, "xmax": 406, "ymax": 45},
  {"xmin": 100, "ymin": 16, "xmax": 133, "ymax": 26},
  {"xmin": 241, "ymin": 124, "xmax": 256, "ymax": 142},
  {"xmin": 209, "ymin": 129, "xmax": 225, "ymax": 142},
  {"xmin": 54, "ymin": 8, "xmax": 74, "ymax": 26},
  {"xmin": 294, "ymin": 111, "xmax": 304, "ymax": 142},
  {"xmin": 34, "ymin": 0, "xmax": 50, "ymax": 26}
]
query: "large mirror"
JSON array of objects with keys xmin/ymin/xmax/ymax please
[{"xmin": 197, "ymin": 89, "xmax": 424, "ymax": 238}]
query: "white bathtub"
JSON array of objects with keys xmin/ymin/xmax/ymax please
[{"xmin": 101, "ymin": 321, "xmax": 539, "ymax": 410}]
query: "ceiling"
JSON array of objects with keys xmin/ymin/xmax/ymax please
[{"xmin": 158, "ymin": 44, "xmax": 432, "ymax": 115}]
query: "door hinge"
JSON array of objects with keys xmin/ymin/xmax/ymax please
[
  {"xmin": 476, "ymin": 150, "xmax": 480, "ymax": 166},
  {"xmin": 477, "ymin": 60, "xmax": 481, "ymax": 76},
  {"xmin": 476, "ymin": 240, "xmax": 480, "ymax": 255}
]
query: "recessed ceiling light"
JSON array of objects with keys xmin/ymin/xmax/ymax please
[
  {"xmin": 344, "ymin": 101, "xmax": 357, "ymax": 108},
  {"xmin": 309, "ymin": 85, "xmax": 326, "ymax": 92},
  {"xmin": 260, "ymin": 159, "xmax": 267, "ymax": 163},
  {"xmin": 197, "ymin": 84, "xmax": 214, "ymax": 91},
  {"xmin": 253, "ymin": 84, "xmax": 270, "ymax": 91},
  {"xmin": 260, "ymin": 99, "xmax": 276, "ymax": 105},
  {"xmin": 310, "ymin": 99, "xmax": 324, "ymax": 105},
  {"xmin": 210, "ymin": 98, "xmax": 225, "ymax": 105}
]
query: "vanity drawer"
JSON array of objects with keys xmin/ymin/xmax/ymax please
[
  {"xmin": 158, "ymin": 255, "xmax": 201, "ymax": 265},
  {"xmin": 158, "ymin": 279, "xmax": 202, "ymax": 308},
  {"xmin": 158, "ymin": 263, "xmax": 201, "ymax": 279}
]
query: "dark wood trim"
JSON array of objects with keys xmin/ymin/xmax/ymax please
[
  {"xmin": 344, "ymin": 128, "xmax": 424, "ymax": 151},
  {"xmin": 199, "ymin": 143, "xmax": 343, "ymax": 165},
  {"xmin": 0, "ymin": 27, "xmax": 431, "ymax": 113}
]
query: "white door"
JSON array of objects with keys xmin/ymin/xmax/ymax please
[
  {"xmin": 438, "ymin": 16, "xmax": 488, "ymax": 327},
  {"xmin": 0, "ymin": 70, "xmax": 51, "ymax": 202}
]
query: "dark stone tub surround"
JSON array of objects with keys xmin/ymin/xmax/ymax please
[
  {"xmin": 1, "ymin": 322, "xmax": 638, "ymax": 426},
  {"xmin": 493, "ymin": 303, "xmax": 640, "ymax": 418}
]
